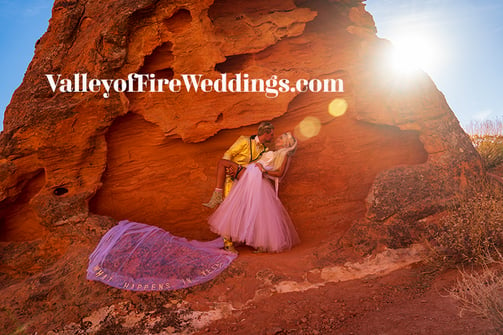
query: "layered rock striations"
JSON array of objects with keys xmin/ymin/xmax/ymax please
[
  {"xmin": 0, "ymin": 0, "xmax": 485, "ymax": 332},
  {"xmin": 0, "ymin": 0, "xmax": 481, "ymax": 242}
]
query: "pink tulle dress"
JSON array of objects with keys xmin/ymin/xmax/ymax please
[{"xmin": 208, "ymin": 152, "xmax": 300, "ymax": 252}]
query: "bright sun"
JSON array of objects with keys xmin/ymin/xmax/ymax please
[{"xmin": 387, "ymin": 31, "xmax": 440, "ymax": 75}]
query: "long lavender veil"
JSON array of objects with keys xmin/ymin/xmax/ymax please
[{"xmin": 87, "ymin": 220, "xmax": 237, "ymax": 291}]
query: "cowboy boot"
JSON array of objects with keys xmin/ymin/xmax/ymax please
[
  {"xmin": 223, "ymin": 237, "xmax": 238, "ymax": 253},
  {"xmin": 202, "ymin": 190, "xmax": 223, "ymax": 208},
  {"xmin": 253, "ymin": 247, "xmax": 267, "ymax": 254}
]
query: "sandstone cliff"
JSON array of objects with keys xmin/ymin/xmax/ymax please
[
  {"xmin": 0, "ymin": 0, "xmax": 484, "ymax": 333},
  {"xmin": 0, "ymin": 0, "xmax": 481, "ymax": 243}
]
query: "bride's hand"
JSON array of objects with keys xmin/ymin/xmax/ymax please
[{"xmin": 257, "ymin": 163, "xmax": 268, "ymax": 176}]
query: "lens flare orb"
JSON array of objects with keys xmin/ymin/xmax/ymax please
[{"xmin": 328, "ymin": 98, "xmax": 348, "ymax": 117}]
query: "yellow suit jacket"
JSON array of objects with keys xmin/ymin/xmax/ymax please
[{"xmin": 222, "ymin": 135, "xmax": 267, "ymax": 195}]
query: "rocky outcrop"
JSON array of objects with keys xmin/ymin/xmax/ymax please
[
  {"xmin": 0, "ymin": 0, "xmax": 484, "ymax": 332},
  {"xmin": 0, "ymin": 0, "xmax": 481, "ymax": 244}
]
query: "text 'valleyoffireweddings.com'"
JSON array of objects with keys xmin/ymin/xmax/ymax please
[{"xmin": 45, "ymin": 73, "xmax": 344, "ymax": 99}]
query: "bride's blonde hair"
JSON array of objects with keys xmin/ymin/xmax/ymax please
[{"xmin": 272, "ymin": 132, "xmax": 297, "ymax": 171}]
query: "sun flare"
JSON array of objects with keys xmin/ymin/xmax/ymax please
[{"xmin": 387, "ymin": 31, "xmax": 441, "ymax": 75}]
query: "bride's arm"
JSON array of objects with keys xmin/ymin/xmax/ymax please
[{"xmin": 263, "ymin": 156, "xmax": 289, "ymax": 178}]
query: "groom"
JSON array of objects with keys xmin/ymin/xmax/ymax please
[{"xmin": 203, "ymin": 121, "xmax": 275, "ymax": 208}]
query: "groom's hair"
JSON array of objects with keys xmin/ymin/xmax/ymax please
[{"xmin": 257, "ymin": 121, "xmax": 274, "ymax": 136}]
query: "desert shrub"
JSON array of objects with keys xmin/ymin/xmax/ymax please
[
  {"xmin": 427, "ymin": 179, "xmax": 503, "ymax": 266},
  {"xmin": 466, "ymin": 118, "xmax": 503, "ymax": 169},
  {"xmin": 475, "ymin": 139, "xmax": 503, "ymax": 169},
  {"xmin": 448, "ymin": 256, "xmax": 503, "ymax": 333}
]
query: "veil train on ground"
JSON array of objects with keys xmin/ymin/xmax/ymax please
[{"xmin": 87, "ymin": 220, "xmax": 237, "ymax": 291}]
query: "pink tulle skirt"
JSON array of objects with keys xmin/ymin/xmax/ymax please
[{"xmin": 208, "ymin": 164, "xmax": 300, "ymax": 252}]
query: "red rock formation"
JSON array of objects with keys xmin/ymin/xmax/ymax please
[
  {"xmin": 0, "ymin": 0, "xmax": 481, "ymax": 244},
  {"xmin": 0, "ymin": 0, "xmax": 485, "ymax": 333}
]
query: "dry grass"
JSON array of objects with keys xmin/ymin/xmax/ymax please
[
  {"xmin": 427, "ymin": 179, "xmax": 503, "ymax": 266},
  {"xmin": 438, "ymin": 118, "xmax": 503, "ymax": 332},
  {"xmin": 466, "ymin": 118, "xmax": 503, "ymax": 138},
  {"xmin": 426, "ymin": 119, "xmax": 503, "ymax": 266},
  {"xmin": 465, "ymin": 118, "xmax": 503, "ymax": 169},
  {"xmin": 448, "ymin": 254, "xmax": 503, "ymax": 333}
]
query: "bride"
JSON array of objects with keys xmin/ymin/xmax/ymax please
[{"xmin": 208, "ymin": 132, "xmax": 300, "ymax": 253}]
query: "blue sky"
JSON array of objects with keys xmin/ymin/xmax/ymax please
[
  {"xmin": 366, "ymin": 0, "xmax": 503, "ymax": 127},
  {"xmin": 0, "ymin": 0, "xmax": 52, "ymax": 130},
  {"xmin": 0, "ymin": 1, "xmax": 502, "ymax": 131}
]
